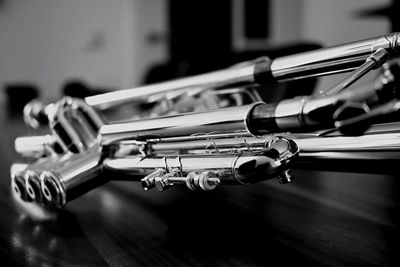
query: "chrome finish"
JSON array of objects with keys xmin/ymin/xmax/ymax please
[
  {"xmin": 271, "ymin": 32, "xmax": 400, "ymax": 81},
  {"xmin": 25, "ymin": 170, "xmax": 44, "ymax": 202},
  {"xmin": 86, "ymin": 65, "xmax": 255, "ymax": 110},
  {"xmin": 104, "ymin": 136, "xmax": 299, "ymax": 190},
  {"xmin": 100, "ymin": 61, "xmax": 397, "ymax": 141},
  {"xmin": 100, "ymin": 103, "xmax": 262, "ymax": 145},
  {"xmin": 14, "ymin": 135, "xmax": 62, "ymax": 158},
  {"xmin": 10, "ymin": 157, "xmax": 60, "ymax": 203},
  {"xmin": 10, "ymin": 163, "xmax": 28, "ymax": 181},
  {"xmin": 19, "ymin": 33, "xmax": 400, "ymax": 123},
  {"xmin": 186, "ymin": 171, "xmax": 221, "ymax": 190},
  {"xmin": 294, "ymin": 128, "xmax": 400, "ymax": 153},
  {"xmin": 49, "ymin": 97, "xmax": 105, "ymax": 153},
  {"xmin": 11, "ymin": 33, "xmax": 400, "ymax": 209},
  {"xmin": 23, "ymin": 100, "xmax": 54, "ymax": 129},
  {"xmin": 322, "ymin": 48, "xmax": 389, "ymax": 95},
  {"xmin": 154, "ymin": 168, "xmax": 181, "ymax": 192},
  {"xmin": 86, "ymin": 33, "xmax": 400, "ymax": 109},
  {"xmin": 136, "ymin": 123, "xmax": 400, "ymax": 155},
  {"xmin": 152, "ymin": 171, "xmax": 221, "ymax": 192},
  {"xmin": 40, "ymin": 147, "xmax": 102, "ymax": 208},
  {"xmin": 273, "ymin": 97, "xmax": 307, "ymax": 130},
  {"xmin": 15, "ymin": 33, "xmax": 400, "ymax": 152},
  {"xmin": 10, "ymin": 163, "xmax": 29, "ymax": 202},
  {"xmin": 135, "ymin": 123, "xmax": 400, "ymax": 172},
  {"xmin": 141, "ymin": 169, "xmax": 221, "ymax": 192},
  {"xmin": 105, "ymin": 122, "xmax": 400, "ymax": 176},
  {"xmin": 141, "ymin": 169, "xmax": 165, "ymax": 191},
  {"xmin": 13, "ymin": 171, "xmax": 31, "ymax": 202}
]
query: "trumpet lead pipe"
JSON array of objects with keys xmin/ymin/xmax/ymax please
[{"xmin": 100, "ymin": 104, "xmax": 258, "ymax": 145}]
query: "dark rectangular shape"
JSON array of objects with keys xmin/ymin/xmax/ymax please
[{"xmin": 244, "ymin": 0, "xmax": 270, "ymax": 39}]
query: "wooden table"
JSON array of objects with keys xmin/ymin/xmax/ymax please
[{"xmin": 1, "ymin": 110, "xmax": 399, "ymax": 267}]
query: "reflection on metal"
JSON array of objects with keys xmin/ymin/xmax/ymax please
[
  {"xmin": 10, "ymin": 33, "xmax": 400, "ymax": 208},
  {"xmin": 104, "ymin": 136, "xmax": 298, "ymax": 191}
]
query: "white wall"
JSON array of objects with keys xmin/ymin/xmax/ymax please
[
  {"xmin": 0, "ymin": 0, "xmax": 392, "ymax": 100},
  {"xmin": 0, "ymin": 0, "xmax": 167, "ymax": 102},
  {"xmin": 129, "ymin": 0, "xmax": 168, "ymax": 86},
  {"xmin": 300, "ymin": 0, "xmax": 390, "ymax": 91},
  {"xmin": 302, "ymin": 0, "xmax": 390, "ymax": 46}
]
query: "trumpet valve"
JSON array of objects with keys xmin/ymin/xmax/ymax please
[
  {"xmin": 186, "ymin": 171, "xmax": 220, "ymax": 191},
  {"xmin": 141, "ymin": 169, "xmax": 166, "ymax": 191},
  {"xmin": 141, "ymin": 169, "xmax": 221, "ymax": 192},
  {"xmin": 25, "ymin": 171, "xmax": 44, "ymax": 202},
  {"xmin": 154, "ymin": 169, "xmax": 180, "ymax": 192}
]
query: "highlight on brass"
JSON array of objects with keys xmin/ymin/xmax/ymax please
[{"xmin": 11, "ymin": 33, "xmax": 400, "ymax": 208}]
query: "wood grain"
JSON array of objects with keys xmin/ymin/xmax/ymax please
[{"xmin": 1, "ymin": 112, "xmax": 399, "ymax": 266}]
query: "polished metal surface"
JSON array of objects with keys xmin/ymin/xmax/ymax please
[
  {"xmin": 21, "ymin": 33, "xmax": 400, "ymax": 125},
  {"xmin": 271, "ymin": 32, "xmax": 400, "ymax": 81},
  {"xmin": 104, "ymin": 136, "xmax": 298, "ymax": 189},
  {"xmin": 295, "ymin": 126, "xmax": 400, "ymax": 152},
  {"xmin": 11, "ymin": 156, "xmax": 61, "ymax": 203},
  {"xmin": 6, "ymin": 24, "xmax": 400, "ymax": 266},
  {"xmin": 117, "ymin": 122, "xmax": 400, "ymax": 157},
  {"xmin": 40, "ymin": 147, "xmax": 103, "ymax": 208},
  {"xmin": 100, "ymin": 63, "xmax": 397, "ymax": 144},
  {"xmin": 49, "ymin": 97, "xmax": 105, "ymax": 153},
  {"xmin": 14, "ymin": 135, "xmax": 60, "ymax": 158},
  {"xmin": 85, "ymin": 65, "xmax": 256, "ymax": 110},
  {"xmin": 84, "ymin": 32, "xmax": 400, "ymax": 109},
  {"xmin": 10, "ymin": 33, "xmax": 400, "ymax": 209},
  {"xmin": 322, "ymin": 48, "xmax": 389, "ymax": 95},
  {"xmin": 100, "ymin": 103, "xmax": 260, "ymax": 145}
]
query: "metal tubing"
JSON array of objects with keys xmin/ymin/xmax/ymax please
[
  {"xmin": 40, "ymin": 147, "xmax": 103, "ymax": 208},
  {"xmin": 147, "ymin": 125, "xmax": 400, "ymax": 154},
  {"xmin": 86, "ymin": 33, "xmax": 400, "ymax": 110},
  {"xmin": 85, "ymin": 65, "xmax": 256, "ymax": 110},
  {"xmin": 14, "ymin": 135, "xmax": 63, "ymax": 158},
  {"xmin": 100, "ymin": 104, "xmax": 259, "ymax": 145},
  {"xmin": 104, "ymin": 137, "xmax": 298, "ymax": 186},
  {"xmin": 270, "ymin": 32, "xmax": 400, "ymax": 81},
  {"xmin": 100, "ymin": 68, "xmax": 393, "ymax": 145}
]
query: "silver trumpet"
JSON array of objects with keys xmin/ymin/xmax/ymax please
[{"xmin": 11, "ymin": 33, "xmax": 400, "ymax": 208}]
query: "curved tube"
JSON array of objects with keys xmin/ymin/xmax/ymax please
[
  {"xmin": 11, "ymin": 33, "xmax": 400, "ymax": 209},
  {"xmin": 10, "ymin": 158, "xmax": 60, "ymax": 203},
  {"xmin": 14, "ymin": 135, "xmax": 65, "ymax": 158},
  {"xmin": 49, "ymin": 97, "xmax": 105, "ymax": 153},
  {"xmin": 100, "ymin": 61, "xmax": 399, "ymax": 145},
  {"xmin": 104, "ymin": 137, "xmax": 298, "ymax": 190}
]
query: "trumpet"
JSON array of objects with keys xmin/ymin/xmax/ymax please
[{"xmin": 11, "ymin": 33, "xmax": 400, "ymax": 208}]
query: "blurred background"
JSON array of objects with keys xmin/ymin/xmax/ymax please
[
  {"xmin": 1, "ymin": 1, "xmax": 400, "ymax": 266},
  {"xmin": 0, "ymin": 0, "xmax": 392, "ymax": 110}
]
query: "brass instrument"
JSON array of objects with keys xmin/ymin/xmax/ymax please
[{"xmin": 11, "ymin": 33, "xmax": 400, "ymax": 208}]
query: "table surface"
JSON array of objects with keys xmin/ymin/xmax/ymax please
[{"xmin": 1, "ymin": 110, "xmax": 400, "ymax": 267}]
